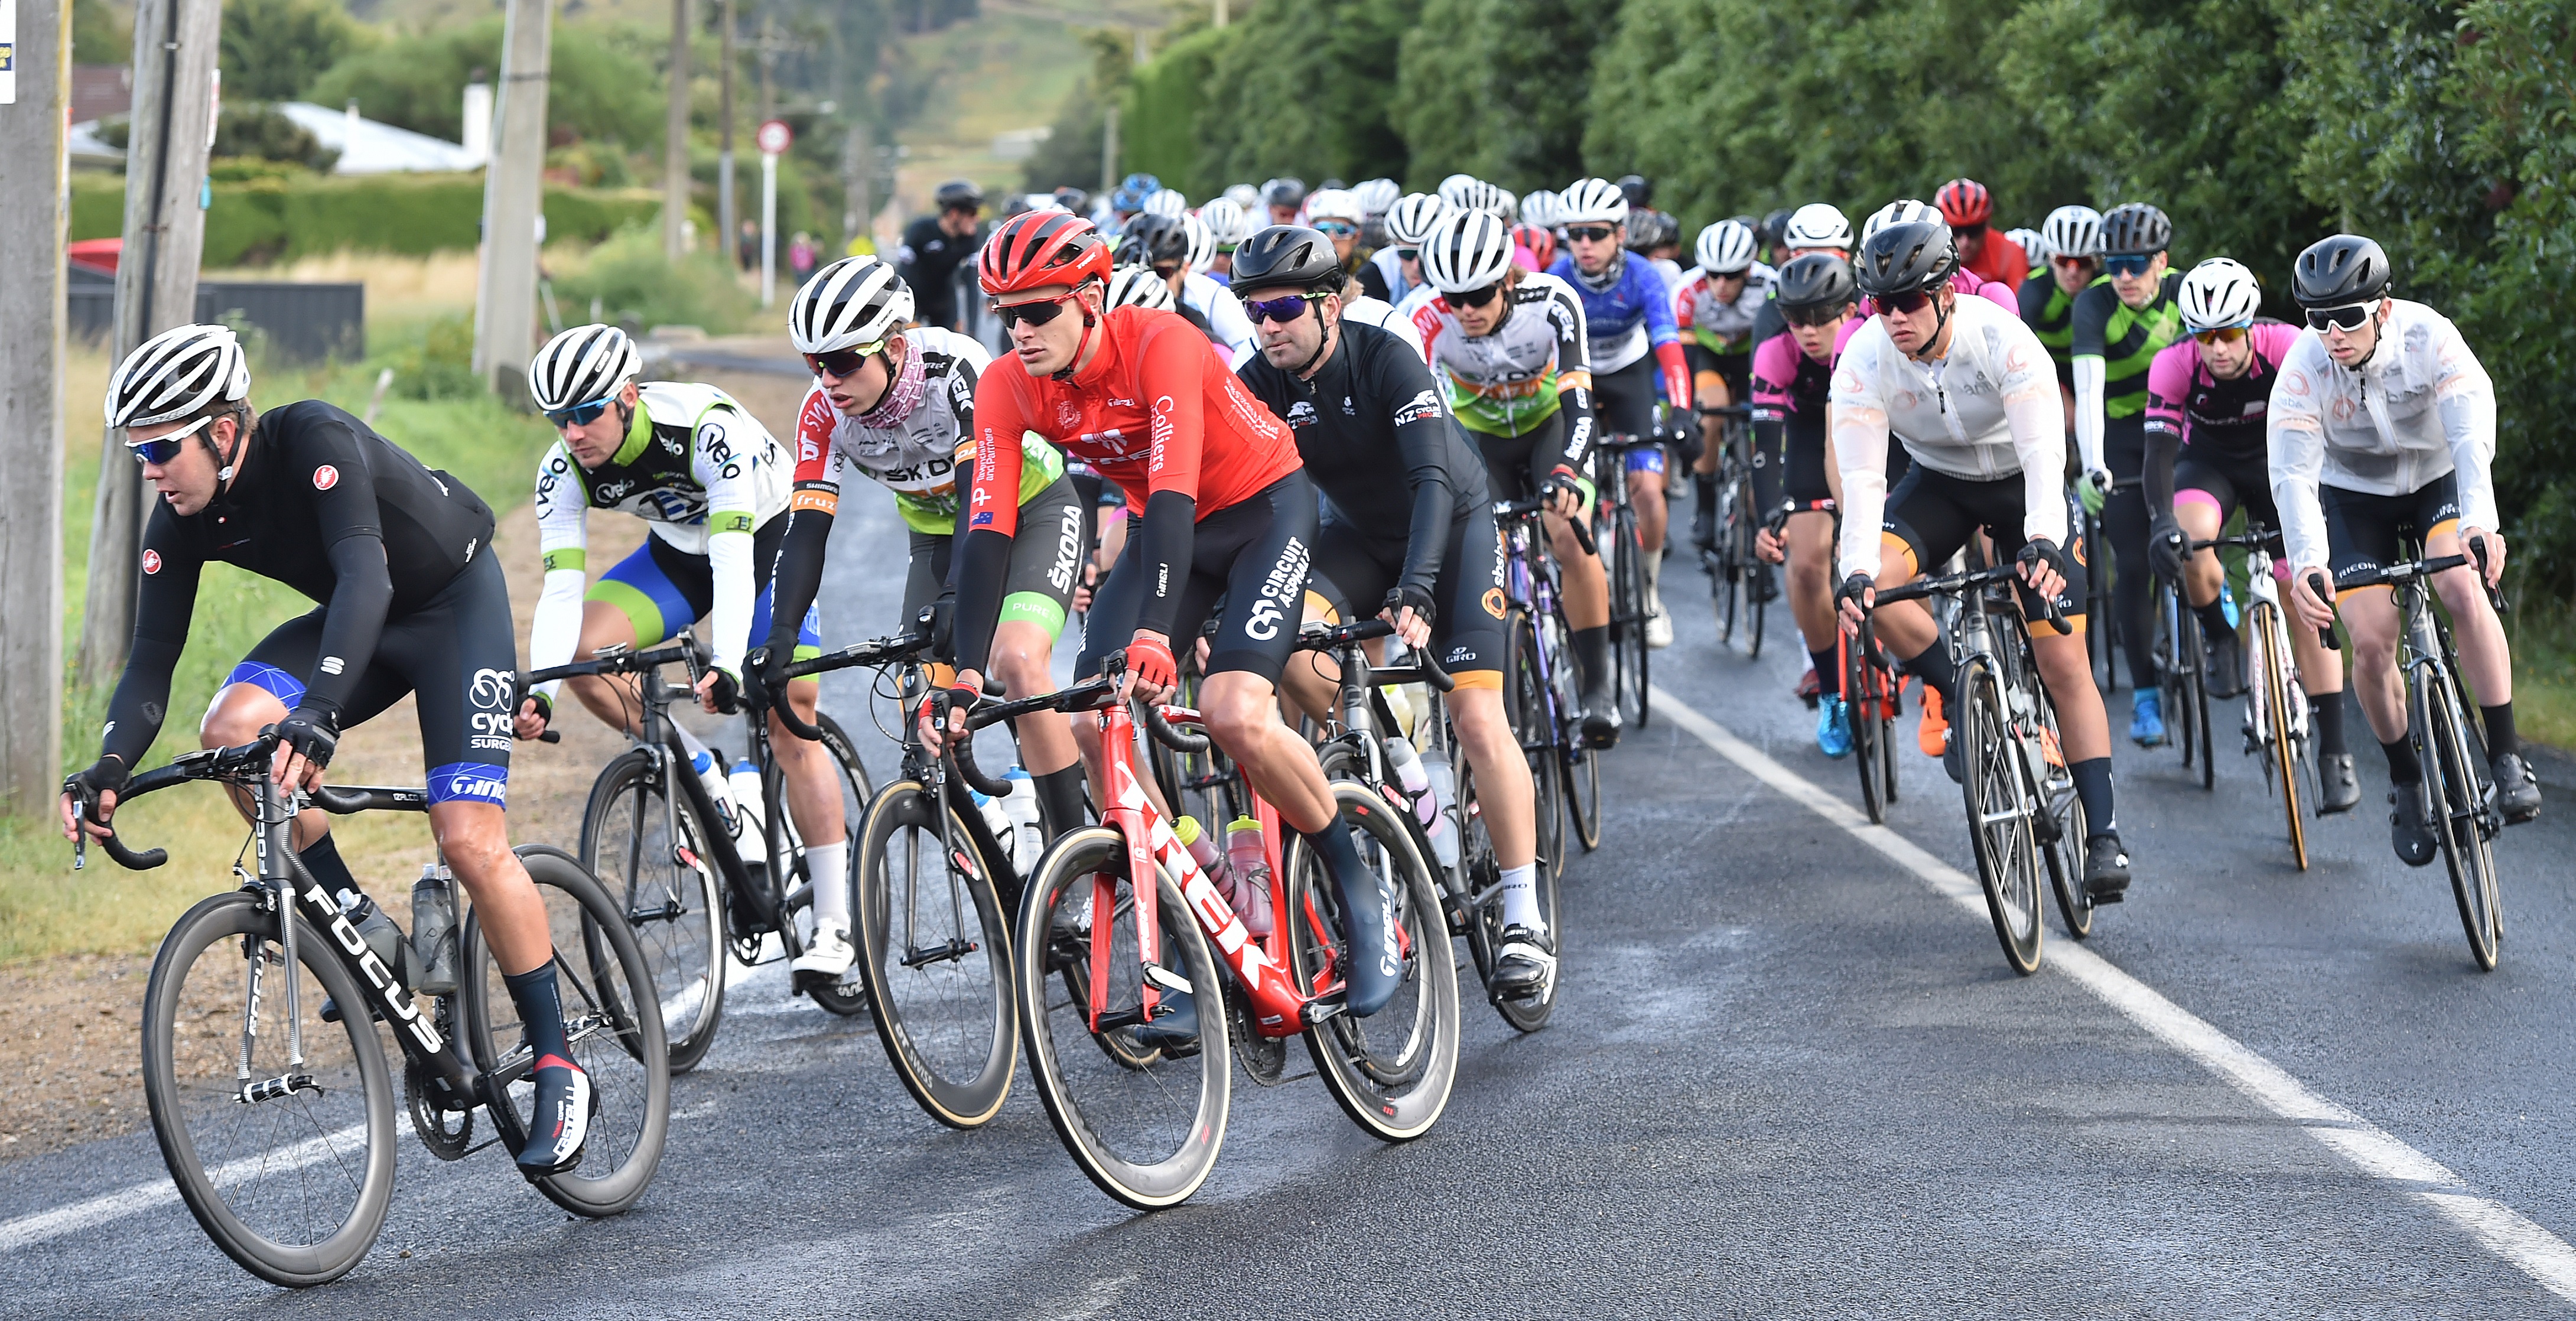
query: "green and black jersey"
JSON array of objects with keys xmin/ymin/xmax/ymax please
[
  {"xmin": 2070, "ymin": 271, "xmax": 2185, "ymax": 427},
  {"xmin": 2018, "ymin": 270, "xmax": 2106, "ymax": 391}
]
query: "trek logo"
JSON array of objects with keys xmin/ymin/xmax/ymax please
[
  {"xmin": 306, "ymin": 881, "xmax": 443, "ymax": 1053},
  {"xmin": 142, "ymin": 549, "xmax": 162, "ymax": 575},
  {"xmin": 312, "ymin": 464, "xmax": 339, "ymax": 491}
]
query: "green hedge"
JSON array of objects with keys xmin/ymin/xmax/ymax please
[{"xmin": 69, "ymin": 173, "xmax": 662, "ymax": 266}]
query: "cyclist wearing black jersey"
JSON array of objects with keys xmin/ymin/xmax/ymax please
[
  {"xmin": 63, "ymin": 324, "xmax": 593, "ymax": 1177},
  {"xmin": 1230, "ymin": 226, "xmax": 1554, "ymax": 995},
  {"xmin": 2019, "ymin": 205, "xmax": 2105, "ymax": 410}
]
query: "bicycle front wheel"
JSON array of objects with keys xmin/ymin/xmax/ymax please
[
  {"xmin": 1848, "ymin": 641, "xmax": 1888, "ymax": 825},
  {"xmin": 1507, "ymin": 609, "xmax": 1567, "ymax": 876},
  {"xmin": 461, "ymin": 846, "xmax": 671, "ymax": 1218},
  {"xmin": 141, "ymin": 889, "xmax": 395, "ymax": 1288},
  {"xmin": 853, "ymin": 780, "xmax": 1017, "ymax": 1128},
  {"xmin": 2251, "ymin": 605, "xmax": 2311, "ymax": 870},
  {"xmin": 2421, "ymin": 674, "xmax": 2503, "ymax": 969},
  {"xmin": 1960, "ymin": 663, "xmax": 2044, "ymax": 975},
  {"xmin": 1016, "ymin": 827, "xmax": 1231, "ymax": 1209},
  {"xmin": 581, "ymin": 747, "xmax": 726, "ymax": 1073}
]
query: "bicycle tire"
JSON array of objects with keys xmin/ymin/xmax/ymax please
[
  {"xmin": 852, "ymin": 780, "xmax": 1017, "ymax": 1128},
  {"xmin": 1744, "ymin": 502, "xmax": 1767, "ymax": 660},
  {"xmin": 796, "ymin": 712, "xmax": 876, "ymax": 1017},
  {"xmin": 2042, "ymin": 758, "xmax": 2094, "ymax": 941},
  {"xmin": 2194, "ymin": 614, "xmax": 2217, "ymax": 791},
  {"xmin": 580, "ymin": 747, "xmax": 726, "ymax": 1073},
  {"xmin": 141, "ymin": 889, "xmax": 395, "ymax": 1287},
  {"xmin": 460, "ymin": 845, "xmax": 671, "ymax": 1218},
  {"xmin": 1605, "ymin": 501, "xmax": 1648, "ymax": 725},
  {"xmin": 2252, "ymin": 605, "xmax": 2311, "ymax": 871},
  {"xmin": 1508, "ymin": 609, "xmax": 1567, "ymax": 877},
  {"xmin": 1450, "ymin": 750, "xmax": 1557, "ymax": 1032},
  {"xmin": 1959, "ymin": 662, "xmax": 2045, "ymax": 975},
  {"xmin": 1622, "ymin": 503, "xmax": 1654, "ymax": 726},
  {"xmin": 1015, "ymin": 827, "xmax": 1231, "ymax": 1209},
  {"xmin": 2421, "ymin": 673, "xmax": 2503, "ymax": 970},
  {"xmin": 1566, "ymin": 736, "xmax": 1602, "ymax": 852},
  {"xmin": 1847, "ymin": 637, "xmax": 1887, "ymax": 825},
  {"xmin": 2086, "ymin": 511, "xmax": 2116, "ymax": 689},
  {"xmin": 1284, "ymin": 784, "xmax": 1462, "ymax": 1141}
]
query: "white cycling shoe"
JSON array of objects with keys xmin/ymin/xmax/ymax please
[
  {"xmin": 1645, "ymin": 603, "xmax": 1674, "ymax": 650},
  {"xmin": 792, "ymin": 919, "xmax": 857, "ymax": 988},
  {"xmin": 516, "ymin": 1056, "xmax": 592, "ymax": 1178}
]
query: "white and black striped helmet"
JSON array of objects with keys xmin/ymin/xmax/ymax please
[
  {"xmin": 2179, "ymin": 257, "xmax": 2263, "ymax": 331},
  {"xmin": 1198, "ymin": 197, "xmax": 1252, "ymax": 248},
  {"xmin": 1695, "ymin": 220, "xmax": 1759, "ymax": 275},
  {"xmin": 1520, "ymin": 189, "xmax": 1563, "ymax": 231},
  {"xmin": 2006, "ymin": 226, "xmax": 2049, "ymax": 263},
  {"xmin": 1860, "ymin": 198, "xmax": 1941, "ymax": 249},
  {"xmin": 1386, "ymin": 193, "xmax": 1453, "ymax": 248},
  {"xmin": 1559, "ymin": 177, "xmax": 1629, "ymax": 226},
  {"xmin": 107, "ymin": 323, "xmax": 249, "ymax": 429},
  {"xmin": 1420, "ymin": 210, "xmax": 1517, "ymax": 293},
  {"xmin": 788, "ymin": 256, "xmax": 915, "ymax": 356},
  {"xmin": 1144, "ymin": 187, "xmax": 1189, "ymax": 217},
  {"xmin": 1106, "ymin": 265, "xmax": 1176, "ymax": 312},
  {"xmin": 2042, "ymin": 205, "xmax": 2104, "ymax": 261},
  {"xmin": 528, "ymin": 323, "xmax": 642, "ymax": 413},
  {"xmin": 1352, "ymin": 178, "xmax": 1401, "ymax": 218},
  {"xmin": 1181, "ymin": 213, "xmax": 1217, "ymax": 273},
  {"xmin": 1437, "ymin": 174, "xmax": 1485, "ymax": 209}
]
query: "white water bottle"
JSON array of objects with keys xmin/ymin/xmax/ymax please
[
  {"xmin": 1420, "ymin": 744, "xmax": 1461, "ymax": 872},
  {"xmin": 1001, "ymin": 766, "xmax": 1045, "ymax": 864},
  {"xmin": 970, "ymin": 788, "xmax": 1014, "ymax": 859},
  {"xmin": 727, "ymin": 757, "xmax": 768, "ymax": 844},
  {"xmin": 679, "ymin": 729, "xmax": 739, "ymax": 837},
  {"xmin": 1384, "ymin": 738, "xmax": 1436, "ymax": 825}
]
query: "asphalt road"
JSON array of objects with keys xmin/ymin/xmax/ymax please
[{"xmin": 6, "ymin": 488, "xmax": 2576, "ymax": 1318}]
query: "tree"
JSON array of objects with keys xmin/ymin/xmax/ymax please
[
  {"xmin": 1393, "ymin": 0, "xmax": 1602, "ymax": 192},
  {"xmin": 72, "ymin": 0, "xmax": 129, "ymax": 63},
  {"xmin": 308, "ymin": 18, "xmax": 662, "ymax": 149},
  {"xmin": 220, "ymin": 0, "xmax": 371, "ymax": 102}
]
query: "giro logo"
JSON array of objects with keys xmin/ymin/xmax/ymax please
[
  {"xmin": 311, "ymin": 464, "xmax": 339, "ymax": 490},
  {"xmin": 142, "ymin": 549, "xmax": 162, "ymax": 575}
]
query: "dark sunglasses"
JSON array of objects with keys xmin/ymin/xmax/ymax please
[
  {"xmin": 1955, "ymin": 221, "xmax": 1989, "ymax": 236},
  {"xmin": 1313, "ymin": 221, "xmax": 1358, "ymax": 237},
  {"xmin": 991, "ymin": 289, "xmax": 1082, "ymax": 329},
  {"xmin": 1566, "ymin": 226, "xmax": 1618, "ymax": 244},
  {"xmin": 804, "ymin": 346, "xmax": 874, "ymax": 378},
  {"xmin": 545, "ymin": 395, "xmax": 617, "ymax": 428},
  {"xmin": 126, "ymin": 433, "xmax": 190, "ymax": 465},
  {"xmin": 2305, "ymin": 302, "xmax": 2374, "ymax": 333},
  {"xmin": 1879, "ymin": 288, "xmax": 1938, "ymax": 315},
  {"xmin": 1784, "ymin": 301, "xmax": 1852, "ymax": 327},
  {"xmin": 1447, "ymin": 284, "xmax": 1502, "ymax": 309},
  {"xmin": 1394, "ymin": 247, "xmax": 1419, "ymax": 261},
  {"xmin": 2191, "ymin": 324, "xmax": 2249, "ymax": 346},
  {"xmin": 2051, "ymin": 254, "xmax": 2097, "ymax": 269},
  {"xmin": 2104, "ymin": 254, "xmax": 2156, "ymax": 278},
  {"xmin": 1242, "ymin": 294, "xmax": 1313, "ymax": 326}
]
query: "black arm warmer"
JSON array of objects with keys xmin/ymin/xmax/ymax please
[
  {"xmin": 1133, "ymin": 489, "xmax": 1198, "ymax": 640},
  {"xmin": 2143, "ymin": 428, "xmax": 2181, "ymax": 518},
  {"xmin": 951, "ymin": 527, "xmax": 1015, "ymax": 671},
  {"xmin": 298, "ymin": 533, "xmax": 395, "ymax": 723},
  {"xmin": 1557, "ymin": 383, "xmax": 1597, "ymax": 474},
  {"xmin": 765, "ymin": 507, "xmax": 833, "ymax": 655}
]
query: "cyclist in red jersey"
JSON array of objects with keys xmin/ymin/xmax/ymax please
[{"xmin": 924, "ymin": 210, "xmax": 1408, "ymax": 1023}]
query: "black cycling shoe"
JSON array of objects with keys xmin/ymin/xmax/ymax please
[
  {"xmin": 2203, "ymin": 632, "xmax": 2247, "ymax": 699},
  {"xmin": 1488, "ymin": 925, "xmax": 1557, "ymax": 999},
  {"xmin": 2080, "ymin": 834, "xmax": 2132, "ymax": 905},
  {"xmin": 2317, "ymin": 753, "xmax": 2362, "ymax": 815},
  {"xmin": 1580, "ymin": 682, "xmax": 1623, "ymax": 750},
  {"xmin": 516, "ymin": 1055, "xmax": 593, "ymax": 1179},
  {"xmin": 2493, "ymin": 752, "xmax": 2543, "ymax": 824},
  {"xmin": 2389, "ymin": 786, "xmax": 2439, "ymax": 867},
  {"xmin": 1940, "ymin": 731, "xmax": 1964, "ymax": 786},
  {"xmin": 1690, "ymin": 502, "xmax": 1717, "ymax": 555},
  {"xmin": 1752, "ymin": 562, "xmax": 1780, "ymax": 603},
  {"xmin": 1334, "ymin": 870, "xmax": 1404, "ymax": 1017},
  {"xmin": 1133, "ymin": 984, "xmax": 1201, "ymax": 1056}
]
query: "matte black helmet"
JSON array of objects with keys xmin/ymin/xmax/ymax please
[
  {"xmin": 2099, "ymin": 202, "xmax": 2172, "ymax": 256},
  {"xmin": 1228, "ymin": 225, "xmax": 1346, "ymax": 294},
  {"xmin": 1756, "ymin": 209, "xmax": 1793, "ymax": 250},
  {"xmin": 1114, "ymin": 212, "xmax": 1191, "ymax": 268},
  {"xmin": 2292, "ymin": 233, "xmax": 2392, "ymax": 308},
  {"xmin": 1615, "ymin": 174, "xmax": 1651, "ymax": 210},
  {"xmin": 1854, "ymin": 220, "xmax": 1959, "ymax": 298},
  {"xmin": 934, "ymin": 178, "xmax": 984, "ymax": 210},
  {"xmin": 1774, "ymin": 252, "xmax": 1859, "ymax": 313},
  {"xmin": 1261, "ymin": 177, "xmax": 1308, "ymax": 207}
]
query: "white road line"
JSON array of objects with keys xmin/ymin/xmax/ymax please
[
  {"xmin": 0, "ymin": 1121, "xmax": 369, "ymax": 1254},
  {"xmin": 1650, "ymin": 685, "xmax": 2576, "ymax": 1302}
]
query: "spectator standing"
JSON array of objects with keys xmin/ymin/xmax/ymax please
[{"xmin": 896, "ymin": 179, "xmax": 990, "ymax": 330}]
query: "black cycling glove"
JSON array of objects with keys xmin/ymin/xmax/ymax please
[
  {"xmin": 2147, "ymin": 513, "xmax": 2187, "ymax": 583},
  {"xmin": 275, "ymin": 708, "xmax": 340, "ymax": 769},
  {"xmin": 749, "ymin": 645, "xmax": 793, "ymax": 699},
  {"xmin": 704, "ymin": 669, "xmax": 741, "ymax": 715},
  {"xmin": 1383, "ymin": 585, "xmax": 1437, "ymax": 630},
  {"xmin": 64, "ymin": 756, "xmax": 128, "ymax": 807},
  {"xmin": 1836, "ymin": 572, "xmax": 1875, "ymax": 611},
  {"xmin": 2018, "ymin": 537, "xmax": 2070, "ymax": 583}
]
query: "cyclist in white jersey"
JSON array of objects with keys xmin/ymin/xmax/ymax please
[{"xmin": 1361, "ymin": 192, "xmax": 1453, "ymax": 306}]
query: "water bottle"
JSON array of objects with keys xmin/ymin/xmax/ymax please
[
  {"xmin": 2220, "ymin": 580, "xmax": 2241, "ymax": 630},
  {"xmin": 1000, "ymin": 766, "xmax": 1046, "ymax": 865},
  {"xmin": 1420, "ymin": 744, "xmax": 1461, "ymax": 873},
  {"xmin": 686, "ymin": 744, "xmax": 739, "ymax": 837},
  {"xmin": 728, "ymin": 756, "xmax": 769, "ymax": 844},
  {"xmin": 1225, "ymin": 816, "xmax": 1275, "ymax": 936},
  {"xmin": 970, "ymin": 788, "xmax": 1014, "ymax": 860},
  {"xmin": 337, "ymin": 889, "xmax": 416, "ymax": 988},
  {"xmin": 1174, "ymin": 815, "xmax": 1232, "ymax": 893},
  {"xmin": 409, "ymin": 863, "xmax": 458, "ymax": 995},
  {"xmin": 1384, "ymin": 738, "xmax": 1437, "ymax": 827},
  {"xmin": 1380, "ymin": 683, "xmax": 1418, "ymax": 741}
]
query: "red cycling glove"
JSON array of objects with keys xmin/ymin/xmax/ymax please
[{"xmin": 1124, "ymin": 633, "xmax": 1178, "ymax": 692}]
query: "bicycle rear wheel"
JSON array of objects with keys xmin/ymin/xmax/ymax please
[
  {"xmin": 1847, "ymin": 639, "xmax": 1888, "ymax": 825},
  {"xmin": 1507, "ymin": 609, "xmax": 1567, "ymax": 876},
  {"xmin": 461, "ymin": 846, "xmax": 671, "ymax": 1218},
  {"xmin": 580, "ymin": 747, "xmax": 725, "ymax": 1073},
  {"xmin": 853, "ymin": 780, "xmax": 1017, "ymax": 1128},
  {"xmin": 2420, "ymin": 675, "xmax": 2502, "ymax": 969},
  {"xmin": 801, "ymin": 712, "xmax": 878, "ymax": 1016},
  {"xmin": 1605, "ymin": 502, "xmax": 1649, "ymax": 725},
  {"xmin": 1959, "ymin": 663, "xmax": 2045, "ymax": 975},
  {"xmin": 2042, "ymin": 760, "xmax": 2094, "ymax": 941},
  {"xmin": 1452, "ymin": 751, "xmax": 1557, "ymax": 1032},
  {"xmin": 141, "ymin": 889, "xmax": 395, "ymax": 1287},
  {"xmin": 1015, "ymin": 827, "xmax": 1231, "ymax": 1209}
]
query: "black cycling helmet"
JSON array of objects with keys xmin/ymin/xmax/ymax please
[
  {"xmin": 2293, "ymin": 233, "xmax": 2392, "ymax": 308},
  {"xmin": 1228, "ymin": 225, "xmax": 1346, "ymax": 294},
  {"xmin": 1615, "ymin": 174, "xmax": 1652, "ymax": 210},
  {"xmin": 1773, "ymin": 252, "xmax": 1859, "ymax": 313},
  {"xmin": 2099, "ymin": 202, "xmax": 2172, "ymax": 256},
  {"xmin": 1854, "ymin": 220, "xmax": 1959, "ymax": 298},
  {"xmin": 1051, "ymin": 186, "xmax": 1088, "ymax": 214},
  {"xmin": 934, "ymin": 178, "xmax": 984, "ymax": 211},
  {"xmin": 1114, "ymin": 213, "xmax": 1191, "ymax": 268},
  {"xmin": 1262, "ymin": 177, "xmax": 1308, "ymax": 208}
]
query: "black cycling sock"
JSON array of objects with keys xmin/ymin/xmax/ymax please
[
  {"xmin": 297, "ymin": 832, "xmax": 360, "ymax": 902},
  {"xmin": 1902, "ymin": 643, "xmax": 1957, "ymax": 709},
  {"xmin": 2481, "ymin": 703, "xmax": 2519, "ymax": 760},
  {"xmin": 2311, "ymin": 692, "xmax": 2347, "ymax": 758},
  {"xmin": 1810, "ymin": 647, "xmax": 1842, "ymax": 698},
  {"xmin": 1033, "ymin": 764, "xmax": 1089, "ymax": 840},
  {"xmin": 504, "ymin": 965, "xmax": 572, "ymax": 1063},
  {"xmin": 2383, "ymin": 737, "xmax": 2424, "ymax": 787},
  {"xmin": 1572, "ymin": 626, "xmax": 1610, "ymax": 691},
  {"xmin": 2196, "ymin": 598, "xmax": 2236, "ymax": 642},
  {"xmin": 2070, "ymin": 757, "xmax": 2116, "ymax": 837}
]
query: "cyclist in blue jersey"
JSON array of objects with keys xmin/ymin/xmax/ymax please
[{"xmin": 1548, "ymin": 177, "xmax": 1697, "ymax": 646}]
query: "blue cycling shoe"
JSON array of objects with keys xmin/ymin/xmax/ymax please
[
  {"xmin": 2129, "ymin": 689, "xmax": 2168, "ymax": 747},
  {"xmin": 1816, "ymin": 695, "xmax": 1853, "ymax": 759}
]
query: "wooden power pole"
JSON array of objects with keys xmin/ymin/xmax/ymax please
[
  {"xmin": 0, "ymin": 0, "xmax": 70, "ymax": 812},
  {"xmin": 77, "ymin": 0, "xmax": 220, "ymax": 689},
  {"xmin": 663, "ymin": 0, "xmax": 692, "ymax": 259},
  {"xmin": 474, "ymin": 0, "xmax": 554, "ymax": 397},
  {"xmin": 718, "ymin": 0, "xmax": 736, "ymax": 266}
]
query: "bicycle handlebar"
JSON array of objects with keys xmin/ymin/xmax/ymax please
[
  {"xmin": 1494, "ymin": 496, "xmax": 1598, "ymax": 558},
  {"xmin": 1872, "ymin": 560, "xmax": 2070, "ymax": 633},
  {"xmin": 1293, "ymin": 617, "xmax": 1455, "ymax": 693},
  {"xmin": 72, "ymin": 732, "xmax": 431, "ymax": 873},
  {"xmin": 519, "ymin": 640, "xmax": 700, "ymax": 690}
]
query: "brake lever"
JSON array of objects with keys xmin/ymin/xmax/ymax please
[{"xmin": 2306, "ymin": 572, "xmax": 2340, "ymax": 650}]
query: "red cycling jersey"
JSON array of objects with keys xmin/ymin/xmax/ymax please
[{"xmin": 968, "ymin": 305, "xmax": 1299, "ymax": 536}]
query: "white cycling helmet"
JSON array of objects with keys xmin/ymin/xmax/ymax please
[
  {"xmin": 2042, "ymin": 204, "xmax": 2103, "ymax": 261},
  {"xmin": 1783, "ymin": 202, "xmax": 1853, "ymax": 252},
  {"xmin": 1385, "ymin": 192, "xmax": 1454, "ymax": 248},
  {"xmin": 1520, "ymin": 189, "xmax": 1563, "ymax": 231},
  {"xmin": 1198, "ymin": 197, "xmax": 1251, "ymax": 247},
  {"xmin": 1181, "ymin": 213, "xmax": 1217, "ymax": 273},
  {"xmin": 1471, "ymin": 180, "xmax": 1517, "ymax": 220},
  {"xmin": 1106, "ymin": 265, "xmax": 1177, "ymax": 312},
  {"xmin": 1352, "ymin": 178, "xmax": 1401, "ymax": 218},
  {"xmin": 1305, "ymin": 188, "xmax": 1364, "ymax": 223},
  {"xmin": 2178, "ymin": 257, "xmax": 2263, "ymax": 331},
  {"xmin": 1859, "ymin": 199, "xmax": 1941, "ymax": 249},
  {"xmin": 787, "ymin": 256, "xmax": 914, "ymax": 355},
  {"xmin": 1695, "ymin": 220, "xmax": 1759, "ymax": 275},
  {"xmin": 1420, "ymin": 210, "xmax": 1518, "ymax": 293},
  {"xmin": 529, "ymin": 323, "xmax": 642, "ymax": 413},
  {"xmin": 108, "ymin": 323, "xmax": 250, "ymax": 430},
  {"xmin": 1558, "ymin": 177, "xmax": 1629, "ymax": 226},
  {"xmin": 2005, "ymin": 226, "xmax": 2048, "ymax": 263},
  {"xmin": 1143, "ymin": 188, "xmax": 1188, "ymax": 217},
  {"xmin": 1437, "ymin": 174, "xmax": 1485, "ymax": 209}
]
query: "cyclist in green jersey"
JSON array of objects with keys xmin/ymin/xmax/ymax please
[
  {"xmin": 2018, "ymin": 206, "xmax": 2104, "ymax": 413},
  {"xmin": 2071, "ymin": 203, "xmax": 2185, "ymax": 746}
]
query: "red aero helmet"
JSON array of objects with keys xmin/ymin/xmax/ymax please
[
  {"xmin": 1934, "ymin": 178, "xmax": 1993, "ymax": 227},
  {"xmin": 980, "ymin": 210, "xmax": 1113, "ymax": 295}
]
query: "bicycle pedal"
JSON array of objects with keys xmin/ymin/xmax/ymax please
[{"xmin": 1300, "ymin": 989, "xmax": 1349, "ymax": 1027}]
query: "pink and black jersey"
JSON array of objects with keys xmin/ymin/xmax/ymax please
[{"xmin": 2142, "ymin": 321, "xmax": 2301, "ymax": 468}]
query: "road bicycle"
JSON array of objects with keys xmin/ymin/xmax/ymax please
[
  {"xmin": 526, "ymin": 635, "xmax": 873, "ymax": 1073},
  {"xmin": 2154, "ymin": 570, "xmax": 2216, "ymax": 790},
  {"xmin": 1760, "ymin": 496, "xmax": 1904, "ymax": 822},
  {"xmin": 2327, "ymin": 545, "xmax": 2509, "ymax": 969},
  {"xmin": 1498, "ymin": 494, "xmax": 1600, "ymax": 864},
  {"xmin": 764, "ymin": 630, "xmax": 1019, "ymax": 1129},
  {"xmin": 74, "ymin": 733, "xmax": 669, "ymax": 1287},
  {"xmin": 1874, "ymin": 552, "xmax": 2094, "ymax": 969},
  {"xmin": 1592, "ymin": 430, "xmax": 1654, "ymax": 728},
  {"xmin": 1700, "ymin": 404, "xmax": 1769, "ymax": 655},
  {"xmin": 2196, "ymin": 527, "xmax": 2317, "ymax": 869},
  {"xmin": 2083, "ymin": 502, "xmax": 2117, "ymax": 691},
  {"xmin": 994, "ymin": 652, "xmax": 1460, "ymax": 1209}
]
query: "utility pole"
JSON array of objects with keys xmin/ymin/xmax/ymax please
[
  {"xmin": 78, "ymin": 0, "xmax": 220, "ymax": 688},
  {"xmin": 1100, "ymin": 104, "xmax": 1118, "ymax": 198},
  {"xmin": 718, "ymin": 0, "xmax": 736, "ymax": 269},
  {"xmin": 1215, "ymin": 0, "xmax": 1227, "ymax": 28},
  {"xmin": 663, "ymin": 0, "xmax": 692, "ymax": 259},
  {"xmin": 843, "ymin": 121, "xmax": 870, "ymax": 253},
  {"xmin": 0, "ymin": 0, "xmax": 70, "ymax": 811},
  {"xmin": 473, "ymin": 0, "xmax": 554, "ymax": 397}
]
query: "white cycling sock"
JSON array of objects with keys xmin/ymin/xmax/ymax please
[
  {"xmin": 806, "ymin": 842, "xmax": 850, "ymax": 929},
  {"xmin": 1498, "ymin": 863, "xmax": 1544, "ymax": 935}
]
